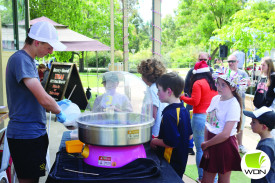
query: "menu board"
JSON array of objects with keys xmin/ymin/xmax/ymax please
[{"xmin": 45, "ymin": 63, "xmax": 88, "ymax": 110}]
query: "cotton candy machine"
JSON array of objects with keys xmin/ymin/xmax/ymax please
[{"xmin": 77, "ymin": 71, "xmax": 154, "ymax": 168}]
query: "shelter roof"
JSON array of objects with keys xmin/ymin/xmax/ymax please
[
  {"xmin": 30, "ymin": 16, "xmax": 67, "ymax": 27},
  {"xmin": 30, "ymin": 16, "xmax": 110, "ymax": 51}
]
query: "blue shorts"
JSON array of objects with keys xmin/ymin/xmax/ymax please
[{"xmin": 8, "ymin": 133, "xmax": 48, "ymax": 179}]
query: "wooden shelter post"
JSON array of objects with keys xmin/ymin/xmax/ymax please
[
  {"xmin": 152, "ymin": 0, "xmax": 162, "ymax": 59},
  {"xmin": 123, "ymin": 0, "xmax": 129, "ymax": 71}
]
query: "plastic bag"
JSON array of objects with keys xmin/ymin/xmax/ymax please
[{"xmin": 60, "ymin": 102, "xmax": 81, "ymax": 129}]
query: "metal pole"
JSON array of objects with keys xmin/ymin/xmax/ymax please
[
  {"xmin": 110, "ymin": 0, "xmax": 115, "ymax": 71},
  {"xmin": 96, "ymin": 51, "xmax": 99, "ymax": 95},
  {"xmin": 25, "ymin": 0, "xmax": 30, "ymax": 33},
  {"xmin": 0, "ymin": 14, "xmax": 4, "ymax": 105}
]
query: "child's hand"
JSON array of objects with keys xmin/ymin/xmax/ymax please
[
  {"xmin": 201, "ymin": 141, "xmax": 208, "ymax": 151},
  {"xmin": 150, "ymin": 138, "xmax": 158, "ymax": 150}
]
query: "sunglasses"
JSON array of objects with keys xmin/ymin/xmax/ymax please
[
  {"xmin": 227, "ymin": 60, "xmax": 236, "ymax": 63},
  {"xmin": 199, "ymin": 59, "xmax": 208, "ymax": 62}
]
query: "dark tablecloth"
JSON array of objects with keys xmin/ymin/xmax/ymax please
[{"xmin": 46, "ymin": 131, "xmax": 184, "ymax": 183}]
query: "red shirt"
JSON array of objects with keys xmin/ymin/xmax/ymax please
[{"xmin": 180, "ymin": 79, "xmax": 218, "ymax": 114}]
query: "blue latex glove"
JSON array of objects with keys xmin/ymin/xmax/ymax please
[
  {"xmin": 56, "ymin": 111, "xmax": 66, "ymax": 123},
  {"xmin": 57, "ymin": 99, "xmax": 71, "ymax": 106}
]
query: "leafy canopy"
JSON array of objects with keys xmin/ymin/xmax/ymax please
[{"xmin": 213, "ymin": 1, "xmax": 275, "ymax": 57}]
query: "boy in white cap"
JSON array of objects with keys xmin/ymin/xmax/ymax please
[
  {"xmin": 6, "ymin": 21, "xmax": 69, "ymax": 183},
  {"xmin": 92, "ymin": 72, "xmax": 133, "ymax": 112},
  {"xmin": 243, "ymin": 107, "xmax": 275, "ymax": 183}
]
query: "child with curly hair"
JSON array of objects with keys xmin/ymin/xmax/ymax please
[{"xmin": 137, "ymin": 58, "xmax": 167, "ymax": 137}]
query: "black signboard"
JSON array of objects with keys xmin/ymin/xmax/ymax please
[{"xmin": 45, "ymin": 63, "xmax": 88, "ymax": 110}]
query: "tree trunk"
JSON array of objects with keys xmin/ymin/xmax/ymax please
[
  {"xmin": 69, "ymin": 53, "xmax": 75, "ymax": 62},
  {"xmin": 79, "ymin": 51, "xmax": 84, "ymax": 72}
]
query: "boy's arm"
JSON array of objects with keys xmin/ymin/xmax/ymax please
[
  {"xmin": 153, "ymin": 105, "xmax": 158, "ymax": 119},
  {"xmin": 150, "ymin": 138, "xmax": 171, "ymax": 150},
  {"xmin": 23, "ymin": 78, "xmax": 61, "ymax": 114}
]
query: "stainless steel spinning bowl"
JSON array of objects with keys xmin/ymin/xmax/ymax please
[{"xmin": 77, "ymin": 113, "xmax": 154, "ymax": 146}]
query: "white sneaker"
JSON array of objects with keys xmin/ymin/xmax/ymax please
[{"xmin": 239, "ymin": 145, "xmax": 248, "ymax": 154}]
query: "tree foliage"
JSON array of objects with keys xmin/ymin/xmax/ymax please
[
  {"xmin": 26, "ymin": 0, "xmax": 275, "ymax": 69},
  {"xmin": 175, "ymin": 0, "xmax": 243, "ymax": 47},
  {"xmin": 0, "ymin": 0, "xmax": 13, "ymax": 24},
  {"xmin": 213, "ymin": 1, "xmax": 275, "ymax": 57},
  {"xmin": 29, "ymin": 0, "xmax": 153, "ymax": 64},
  {"xmin": 29, "ymin": 0, "xmax": 123, "ymax": 61}
]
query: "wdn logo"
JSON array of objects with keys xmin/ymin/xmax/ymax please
[{"xmin": 241, "ymin": 150, "xmax": 271, "ymax": 179}]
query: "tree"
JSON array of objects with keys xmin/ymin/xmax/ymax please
[
  {"xmin": 175, "ymin": 0, "xmax": 244, "ymax": 57},
  {"xmin": 0, "ymin": 0, "xmax": 13, "ymax": 24},
  {"xmin": 162, "ymin": 15, "xmax": 179, "ymax": 51},
  {"xmin": 29, "ymin": 0, "xmax": 123, "ymax": 67},
  {"xmin": 213, "ymin": 1, "xmax": 275, "ymax": 58}
]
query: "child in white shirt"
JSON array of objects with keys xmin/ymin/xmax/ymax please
[{"xmin": 200, "ymin": 70, "xmax": 248, "ymax": 183}]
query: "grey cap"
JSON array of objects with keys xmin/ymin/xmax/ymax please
[{"xmin": 102, "ymin": 72, "xmax": 119, "ymax": 83}]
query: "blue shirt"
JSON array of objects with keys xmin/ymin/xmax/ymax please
[
  {"xmin": 6, "ymin": 50, "xmax": 47, "ymax": 139},
  {"xmin": 158, "ymin": 102, "xmax": 192, "ymax": 176}
]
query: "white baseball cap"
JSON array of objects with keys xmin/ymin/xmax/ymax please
[{"xmin": 28, "ymin": 21, "xmax": 66, "ymax": 51}]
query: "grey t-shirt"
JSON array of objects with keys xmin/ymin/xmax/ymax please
[
  {"xmin": 6, "ymin": 50, "xmax": 47, "ymax": 139},
  {"xmin": 251, "ymin": 138, "xmax": 275, "ymax": 183},
  {"xmin": 237, "ymin": 69, "xmax": 249, "ymax": 106}
]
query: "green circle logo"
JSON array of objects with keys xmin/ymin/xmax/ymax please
[{"xmin": 241, "ymin": 150, "xmax": 271, "ymax": 179}]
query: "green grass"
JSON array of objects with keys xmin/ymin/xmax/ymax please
[
  {"xmin": 185, "ymin": 164, "xmax": 199, "ymax": 180},
  {"xmin": 79, "ymin": 74, "xmax": 103, "ymax": 88},
  {"xmin": 79, "ymin": 72, "xmax": 141, "ymax": 88},
  {"xmin": 184, "ymin": 157, "xmax": 250, "ymax": 183}
]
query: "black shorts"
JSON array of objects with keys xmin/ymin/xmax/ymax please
[{"xmin": 8, "ymin": 133, "xmax": 49, "ymax": 179}]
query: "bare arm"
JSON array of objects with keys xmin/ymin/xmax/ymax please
[
  {"xmin": 150, "ymin": 138, "xmax": 171, "ymax": 150},
  {"xmin": 153, "ymin": 105, "xmax": 158, "ymax": 120},
  {"xmin": 243, "ymin": 70, "xmax": 251, "ymax": 87},
  {"xmin": 23, "ymin": 78, "xmax": 61, "ymax": 114},
  {"xmin": 201, "ymin": 121, "xmax": 236, "ymax": 151},
  {"xmin": 204, "ymin": 127, "xmax": 208, "ymax": 141}
]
